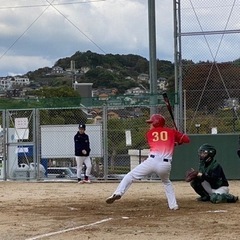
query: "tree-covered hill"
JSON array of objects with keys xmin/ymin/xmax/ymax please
[{"xmin": 26, "ymin": 50, "xmax": 175, "ymax": 94}]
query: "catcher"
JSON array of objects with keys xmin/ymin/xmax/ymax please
[{"xmin": 186, "ymin": 144, "xmax": 238, "ymax": 203}]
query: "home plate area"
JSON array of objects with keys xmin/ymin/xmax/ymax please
[{"xmin": 0, "ymin": 181, "xmax": 239, "ymax": 240}]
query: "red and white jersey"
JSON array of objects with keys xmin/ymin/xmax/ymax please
[{"xmin": 146, "ymin": 126, "xmax": 190, "ymax": 159}]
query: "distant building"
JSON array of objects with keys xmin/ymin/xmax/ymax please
[
  {"xmin": 157, "ymin": 77, "xmax": 168, "ymax": 91},
  {"xmin": 6, "ymin": 89, "xmax": 24, "ymax": 98},
  {"xmin": 137, "ymin": 73, "xmax": 149, "ymax": 82},
  {"xmin": 124, "ymin": 87, "xmax": 145, "ymax": 95},
  {"xmin": 98, "ymin": 93, "xmax": 109, "ymax": 101},
  {"xmin": 13, "ymin": 76, "xmax": 30, "ymax": 85},
  {"xmin": 73, "ymin": 82, "xmax": 93, "ymax": 106},
  {"xmin": 51, "ymin": 66, "xmax": 64, "ymax": 74},
  {"xmin": 125, "ymin": 76, "xmax": 135, "ymax": 81},
  {"xmin": 0, "ymin": 78, "xmax": 11, "ymax": 89},
  {"xmin": 92, "ymin": 88, "xmax": 118, "ymax": 97},
  {"xmin": 223, "ymin": 98, "xmax": 239, "ymax": 109},
  {"xmin": 73, "ymin": 82, "xmax": 93, "ymax": 98},
  {"xmin": 80, "ymin": 67, "xmax": 90, "ymax": 74},
  {"xmin": 0, "ymin": 76, "xmax": 30, "ymax": 90}
]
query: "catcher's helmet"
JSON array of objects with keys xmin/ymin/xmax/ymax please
[
  {"xmin": 198, "ymin": 144, "xmax": 216, "ymax": 162},
  {"xmin": 146, "ymin": 114, "xmax": 165, "ymax": 127}
]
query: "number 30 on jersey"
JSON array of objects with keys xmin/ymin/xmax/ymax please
[{"xmin": 152, "ymin": 131, "xmax": 168, "ymax": 141}]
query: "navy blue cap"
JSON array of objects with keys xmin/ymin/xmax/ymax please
[{"xmin": 79, "ymin": 124, "xmax": 86, "ymax": 130}]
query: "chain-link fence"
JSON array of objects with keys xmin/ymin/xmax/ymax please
[
  {"xmin": 1, "ymin": 102, "xmax": 178, "ymax": 181},
  {"xmin": 1, "ymin": 1, "xmax": 240, "ymax": 180},
  {"xmin": 179, "ymin": 0, "xmax": 240, "ymax": 134},
  {"xmin": 0, "ymin": 109, "xmax": 37, "ymax": 180}
]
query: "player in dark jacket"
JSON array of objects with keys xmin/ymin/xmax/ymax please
[
  {"xmin": 74, "ymin": 123, "xmax": 92, "ymax": 183},
  {"xmin": 190, "ymin": 144, "xmax": 238, "ymax": 203}
]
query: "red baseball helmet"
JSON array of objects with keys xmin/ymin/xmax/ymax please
[{"xmin": 146, "ymin": 114, "xmax": 165, "ymax": 127}]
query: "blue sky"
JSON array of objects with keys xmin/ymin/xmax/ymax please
[{"xmin": 0, "ymin": 0, "xmax": 239, "ymax": 77}]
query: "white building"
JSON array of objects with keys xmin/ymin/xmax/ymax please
[
  {"xmin": 157, "ymin": 78, "xmax": 168, "ymax": 91},
  {"xmin": 0, "ymin": 78, "xmax": 12, "ymax": 89},
  {"xmin": 51, "ymin": 66, "xmax": 64, "ymax": 74},
  {"xmin": 0, "ymin": 76, "xmax": 30, "ymax": 89},
  {"xmin": 124, "ymin": 87, "xmax": 146, "ymax": 95},
  {"xmin": 13, "ymin": 76, "xmax": 30, "ymax": 85}
]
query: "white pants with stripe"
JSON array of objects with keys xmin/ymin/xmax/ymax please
[{"xmin": 113, "ymin": 155, "xmax": 178, "ymax": 209}]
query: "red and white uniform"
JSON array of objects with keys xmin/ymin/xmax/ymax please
[
  {"xmin": 147, "ymin": 126, "xmax": 189, "ymax": 159},
  {"xmin": 112, "ymin": 126, "xmax": 190, "ymax": 210}
]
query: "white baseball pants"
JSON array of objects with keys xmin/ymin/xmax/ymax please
[
  {"xmin": 75, "ymin": 156, "xmax": 92, "ymax": 178},
  {"xmin": 201, "ymin": 181, "xmax": 229, "ymax": 195},
  {"xmin": 113, "ymin": 155, "xmax": 178, "ymax": 209}
]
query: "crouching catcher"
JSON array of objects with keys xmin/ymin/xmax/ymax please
[{"xmin": 188, "ymin": 144, "xmax": 238, "ymax": 203}]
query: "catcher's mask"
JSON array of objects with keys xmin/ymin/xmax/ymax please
[
  {"xmin": 198, "ymin": 144, "xmax": 216, "ymax": 163},
  {"xmin": 146, "ymin": 114, "xmax": 165, "ymax": 128}
]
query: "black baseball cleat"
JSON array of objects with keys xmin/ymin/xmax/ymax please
[
  {"xmin": 234, "ymin": 196, "xmax": 239, "ymax": 202},
  {"xmin": 227, "ymin": 195, "xmax": 239, "ymax": 203},
  {"xmin": 196, "ymin": 196, "xmax": 210, "ymax": 202},
  {"xmin": 106, "ymin": 194, "xmax": 121, "ymax": 204}
]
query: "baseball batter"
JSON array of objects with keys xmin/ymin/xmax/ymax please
[{"xmin": 106, "ymin": 114, "xmax": 190, "ymax": 210}]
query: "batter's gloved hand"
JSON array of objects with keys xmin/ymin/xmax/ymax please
[{"xmin": 185, "ymin": 168, "xmax": 199, "ymax": 182}]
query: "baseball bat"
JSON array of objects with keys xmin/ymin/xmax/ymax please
[{"xmin": 162, "ymin": 92, "xmax": 178, "ymax": 130}]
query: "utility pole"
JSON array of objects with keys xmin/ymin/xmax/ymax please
[
  {"xmin": 71, "ymin": 60, "xmax": 76, "ymax": 88},
  {"xmin": 148, "ymin": 0, "xmax": 158, "ymax": 115},
  {"xmin": 173, "ymin": 0, "xmax": 182, "ymax": 131}
]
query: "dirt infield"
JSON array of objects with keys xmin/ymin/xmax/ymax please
[{"xmin": 0, "ymin": 180, "xmax": 240, "ymax": 240}]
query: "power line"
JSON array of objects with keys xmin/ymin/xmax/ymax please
[
  {"xmin": 0, "ymin": 0, "xmax": 106, "ymax": 10},
  {"xmin": 0, "ymin": 0, "xmax": 55, "ymax": 61},
  {"xmin": 46, "ymin": 0, "xmax": 106, "ymax": 54},
  {"xmin": 0, "ymin": 0, "xmax": 106, "ymax": 61}
]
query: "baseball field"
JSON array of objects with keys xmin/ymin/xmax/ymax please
[{"xmin": 0, "ymin": 180, "xmax": 239, "ymax": 240}]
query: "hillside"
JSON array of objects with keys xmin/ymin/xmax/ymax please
[{"xmin": 26, "ymin": 50, "xmax": 175, "ymax": 94}]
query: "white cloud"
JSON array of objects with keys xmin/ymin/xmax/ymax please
[
  {"xmin": 0, "ymin": 55, "xmax": 53, "ymax": 76},
  {"xmin": 0, "ymin": 0, "xmax": 239, "ymax": 76}
]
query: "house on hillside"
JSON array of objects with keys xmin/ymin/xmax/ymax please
[
  {"xmin": 0, "ymin": 77, "xmax": 12, "ymax": 89},
  {"xmin": 80, "ymin": 67, "xmax": 90, "ymax": 74},
  {"xmin": 51, "ymin": 66, "xmax": 64, "ymax": 74},
  {"xmin": 125, "ymin": 76, "xmax": 135, "ymax": 81},
  {"xmin": 91, "ymin": 108, "xmax": 144, "ymax": 124},
  {"xmin": 157, "ymin": 77, "xmax": 168, "ymax": 91},
  {"xmin": 13, "ymin": 76, "xmax": 30, "ymax": 86},
  {"xmin": 6, "ymin": 89, "xmax": 24, "ymax": 98},
  {"xmin": 0, "ymin": 76, "xmax": 30, "ymax": 90},
  {"xmin": 98, "ymin": 93, "xmax": 109, "ymax": 101},
  {"xmin": 124, "ymin": 87, "xmax": 145, "ymax": 95},
  {"xmin": 92, "ymin": 88, "xmax": 118, "ymax": 98},
  {"xmin": 137, "ymin": 73, "xmax": 149, "ymax": 82}
]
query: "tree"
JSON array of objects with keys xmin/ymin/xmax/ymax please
[
  {"xmin": 31, "ymin": 86, "xmax": 80, "ymax": 98},
  {"xmin": 183, "ymin": 62, "xmax": 240, "ymax": 112}
]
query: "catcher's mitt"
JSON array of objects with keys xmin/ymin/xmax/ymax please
[{"xmin": 185, "ymin": 168, "xmax": 198, "ymax": 182}]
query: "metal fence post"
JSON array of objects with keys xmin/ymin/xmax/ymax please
[
  {"xmin": 35, "ymin": 108, "xmax": 40, "ymax": 180},
  {"xmin": 102, "ymin": 105, "xmax": 108, "ymax": 180},
  {"xmin": 2, "ymin": 110, "xmax": 7, "ymax": 181}
]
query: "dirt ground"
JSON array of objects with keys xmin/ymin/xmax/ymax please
[{"xmin": 0, "ymin": 180, "xmax": 240, "ymax": 240}]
